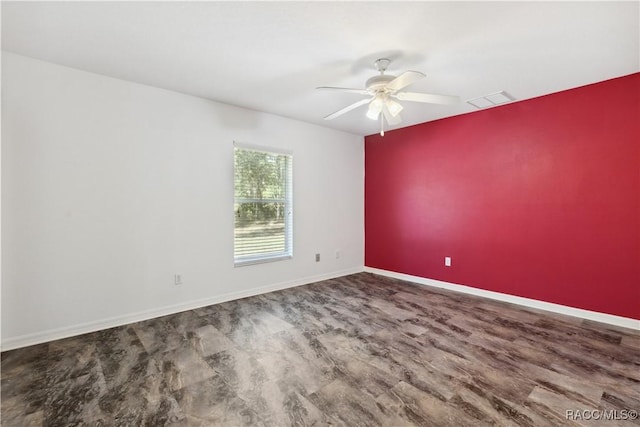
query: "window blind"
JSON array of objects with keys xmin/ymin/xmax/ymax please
[{"xmin": 234, "ymin": 144, "xmax": 293, "ymax": 266}]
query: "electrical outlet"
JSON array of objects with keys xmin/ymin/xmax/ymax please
[
  {"xmin": 335, "ymin": 250, "xmax": 341, "ymax": 259},
  {"xmin": 315, "ymin": 253, "xmax": 320, "ymax": 262},
  {"xmin": 174, "ymin": 274, "xmax": 183, "ymax": 286},
  {"xmin": 444, "ymin": 257, "xmax": 451, "ymax": 267}
]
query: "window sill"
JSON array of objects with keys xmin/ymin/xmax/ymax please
[{"xmin": 234, "ymin": 254, "xmax": 292, "ymax": 267}]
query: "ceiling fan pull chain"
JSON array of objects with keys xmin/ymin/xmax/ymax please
[{"xmin": 380, "ymin": 113, "xmax": 385, "ymax": 136}]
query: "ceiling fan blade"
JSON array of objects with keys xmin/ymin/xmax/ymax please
[
  {"xmin": 316, "ymin": 86, "xmax": 369, "ymax": 95},
  {"xmin": 323, "ymin": 97, "xmax": 372, "ymax": 120},
  {"xmin": 385, "ymin": 71, "xmax": 426, "ymax": 92},
  {"xmin": 395, "ymin": 91, "xmax": 460, "ymax": 105},
  {"xmin": 382, "ymin": 105, "xmax": 402, "ymax": 126}
]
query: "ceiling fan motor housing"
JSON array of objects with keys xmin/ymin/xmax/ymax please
[{"xmin": 366, "ymin": 74, "xmax": 396, "ymax": 93}]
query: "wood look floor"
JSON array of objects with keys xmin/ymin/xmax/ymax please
[{"xmin": 2, "ymin": 273, "xmax": 639, "ymax": 426}]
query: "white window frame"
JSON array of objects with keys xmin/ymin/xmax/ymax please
[{"xmin": 233, "ymin": 142, "xmax": 293, "ymax": 267}]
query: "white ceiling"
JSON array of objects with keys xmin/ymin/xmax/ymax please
[{"xmin": 2, "ymin": 1, "xmax": 638, "ymax": 136}]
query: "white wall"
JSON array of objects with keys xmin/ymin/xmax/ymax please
[{"xmin": 1, "ymin": 52, "xmax": 364, "ymax": 349}]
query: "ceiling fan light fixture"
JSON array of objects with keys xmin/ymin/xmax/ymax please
[
  {"xmin": 385, "ymin": 98, "xmax": 403, "ymax": 117},
  {"xmin": 366, "ymin": 97, "xmax": 383, "ymax": 120}
]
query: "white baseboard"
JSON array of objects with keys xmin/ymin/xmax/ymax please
[
  {"xmin": 5, "ymin": 266, "xmax": 636, "ymax": 351},
  {"xmin": 364, "ymin": 267, "xmax": 640, "ymax": 331},
  {"xmin": 1, "ymin": 267, "xmax": 363, "ymax": 351}
]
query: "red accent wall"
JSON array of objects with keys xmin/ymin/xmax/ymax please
[{"xmin": 365, "ymin": 73, "xmax": 640, "ymax": 320}]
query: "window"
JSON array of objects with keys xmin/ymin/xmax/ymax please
[{"xmin": 234, "ymin": 144, "xmax": 293, "ymax": 266}]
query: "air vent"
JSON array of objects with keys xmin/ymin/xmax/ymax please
[{"xmin": 467, "ymin": 91, "xmax": 515, "ymax": 109}]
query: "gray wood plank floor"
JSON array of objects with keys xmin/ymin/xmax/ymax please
[{"xmin": 2, "ymin": 273, "xmax": 639, "ymax": 426}]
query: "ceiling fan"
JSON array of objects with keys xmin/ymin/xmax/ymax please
[{"xmin": 318, "ymin": 58, "xmax": 459, "ymax": 135}]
